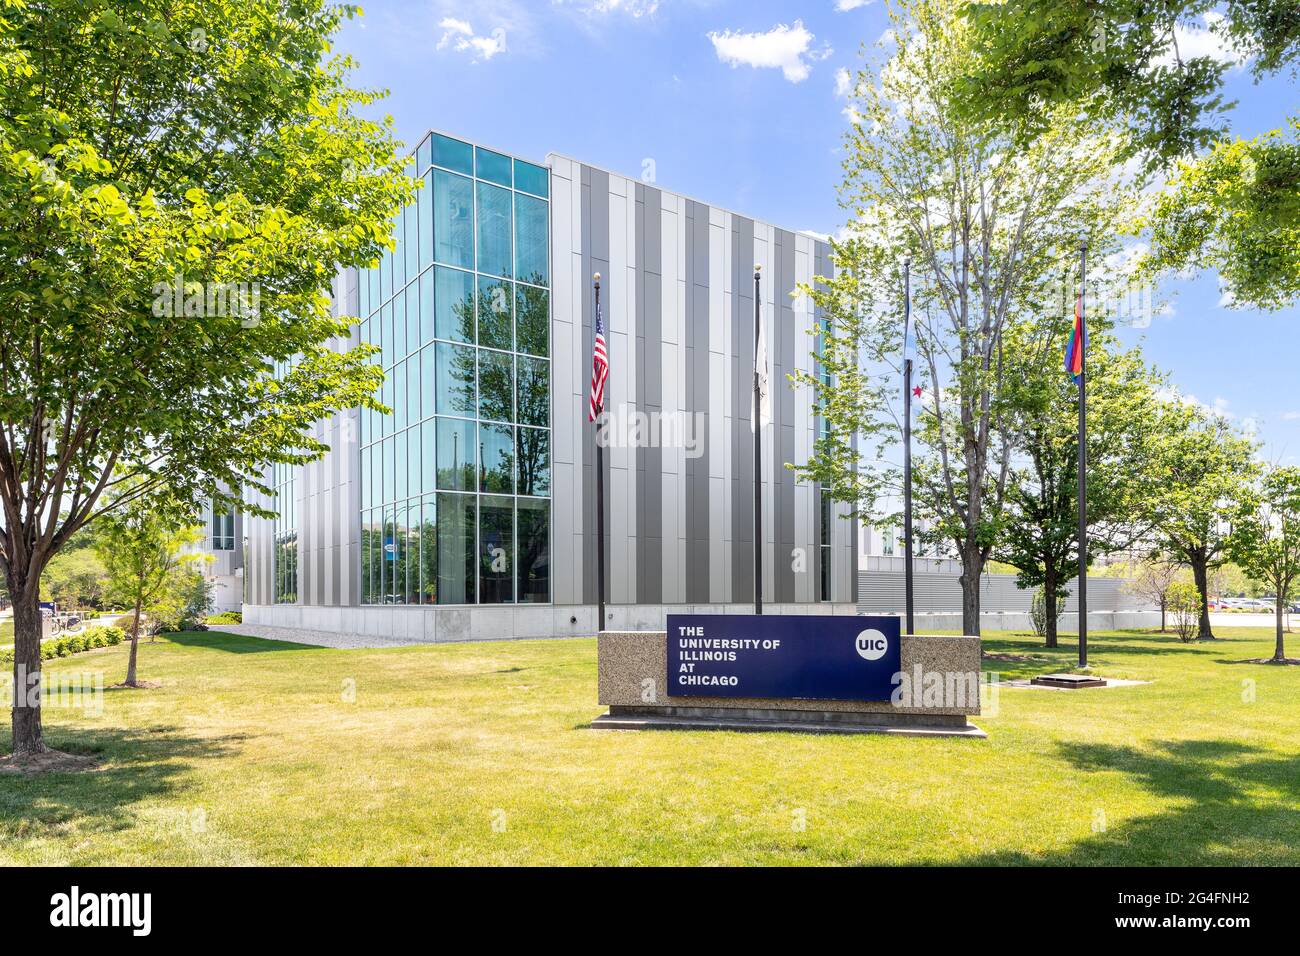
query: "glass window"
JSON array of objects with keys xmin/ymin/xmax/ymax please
[
  {"xmin": 417, "ymin": 137, "xmax": 432, "ymax": 175},
  {"xmin": 392, "ymin": 206, "xmax": 406, "ymax": 292},
  {"xmin": 437, "ymin": 266, "xmax": 475, "ymax": 343},
  {"xmin": 405, "ymin": 195, "xmax": 419, "ymax": 281},
  {"xmin": 394, "ymin": 429, "xmax": 407, "ymax": 501},
  {"xmin": 516, "ymin": 427, "xmax": 550, "ymax": 497},
  {"xmin": 478, "ymin": 350, "xmax": 514, "ymax": 423},
  {"xmin": 514, "ymin": 194, "xmax": 548, "ymax": 286},
  {"xmin": 435, "ymin": 342, "xmax": 476, "ymax": 417},
  {"xmin": 419, "ymin": 268, "xmax": 435, "ymax": 346},
  {"xmin": 211, "ymin": 500, "xmax": 235, "ymax": 550},
  {"xmin": 479, "ymin": 496, "xmax": 514, "ymax": 603},
  {"xmin": 516, "ymin": 284, "xmax": 548, "ymax": 357},
  {"xmin": 516, "ymin": 356, "xmax": 549, "ymax": 427},
  {"xmin": 476, "ymin": 147, "xmax": 512, "ymax": 187},
  {"xmin": 479, "ymin": 423, "xmax": 514, "ymax": 494},
  {"xmin": 418, "ymin": 495, "xmax": 437, "ymax": 604},
  {"xmin": 436, "ymin": 493, "xmax": 476, "ymax": 604},
  {"xmin": 437, "ymin": 416, "xmax": 476, "ymax": 491},
  {"xmin": 408, "ymin": 424, "xmax": 422, "ymax": 498},
  {"xmin": 420, "ymin": 346, "xmax": 436, "ymax": 421},
  {"xmin": 431, "ymin": 133, "xmax": 473, "ymax": 176},
  {"xmin": 361, "ymin": 511, "xmax": 377, "ymax": 605},
  {"xmin": 434, "ymin": 170, "xmax": 473, "ymax": 269},
  {"xmin": 476, "ymin": 182, "xmax": 512, "ymax": 278},
  {"xmin": 393, "ymin": 363, "xmax": 407, "ymax": 430},
  {"xmin": 419, "ymin": 171, "xmax": 434, "ymax": 270},
  {"xmin": 476, "ymin": 276, "xmax": 513, "ymax": 351},
  {"xmin": 514, "ymin": 159, "xmax": 548, "ymax": 198},
  {"xmin": 359, "ymin": 275, "xmax": 371, "ymax": 322},
  {"xmin": 402, "ymin": 500, "xmax": 421, "ymax": 605},
  {"xmin": 516, "ymin": 498, "xmax": 550, "ymax": 603}
]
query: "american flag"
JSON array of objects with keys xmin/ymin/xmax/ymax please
[{"xmin": 588, "ymin": 290, "xmax": 609, "ymax": 421}]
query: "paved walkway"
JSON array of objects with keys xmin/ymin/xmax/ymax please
[{"xmin": 213, "ymin": 622, "xmax": 427, "ymax": 650}]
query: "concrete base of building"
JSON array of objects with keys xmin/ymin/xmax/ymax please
[
  {"xmin": 241, "ymin": 602, "xmax": 860, "ymax": 643},
  {"xmin": 894, "ymin": 610, "xmax": 1163, "ymax": 632},
  {"xmin": 590, "ymin": 705, "xmax": 987, "ymax": 738}
]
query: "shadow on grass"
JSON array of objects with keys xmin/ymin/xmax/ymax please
[
  {"xmin": 958, "ymin": 739, "xmax": 1300, "ymax": 866},
  {"xmin": 165, "ymin": 631, "xmax": 325, "ymax": 653},
  {"xmin": 0, "ymin": 725, "xmax": 243, "ymax": 842}
]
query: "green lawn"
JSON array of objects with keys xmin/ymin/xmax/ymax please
[{"xmin": 1, "ymin": 626, "xmax": 1297, "ymax": 865}]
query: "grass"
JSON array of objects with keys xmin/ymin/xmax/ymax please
[{"xmin": 1, "ymin": 626, "xmax": 1297, "ymax": 865}]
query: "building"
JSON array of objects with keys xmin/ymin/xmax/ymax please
[
  {"xmin": 195, "ymin": 494, "xmax": 243, "ymax": 614},
  {"xmin": 241, "ymin": 129, "xmax": 857, "ymax": 641}
]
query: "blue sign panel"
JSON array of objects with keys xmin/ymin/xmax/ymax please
[{"xmin": 666, "ymin": 614, "xmax": 902, "ymax": 702}]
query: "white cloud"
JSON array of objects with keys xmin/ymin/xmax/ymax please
[
  {"xmin": 437, "ymin": 16, "xmax": 508, "ymax": 61},
  {"xmin": 1153, "ymin": 13, "xmax": 1250, "ymax": 70},
  {"xmin": 834, "ymin": 66, "xmax": 852, "ymax": 97},
  {"xmin": 1282, "ymin": 411, "xmax": 1300, "ymax": 421},
  {"xmin": 708, "ymin": 20, "xmax": 830, "ymax": 83},
  {"xmin": 835, "ymin": 0, "xmax": 873, "ymax": 10},
  {"xmin": 559, "ymin": 0, "xmax": 661, "ymax": 15}
]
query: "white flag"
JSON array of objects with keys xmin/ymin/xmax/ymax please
[{"xmin": 753, "ymin": 304, "xmax": 770, "ymax": 432}]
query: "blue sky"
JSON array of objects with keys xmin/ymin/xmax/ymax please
[{"xmin": 336, "ymin": 0, "xmax": 1300, "ymax": 461}]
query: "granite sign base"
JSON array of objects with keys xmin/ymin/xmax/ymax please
[{"xmin": 593, "ymin": 630, "xmax": 986, "ymax": 740}]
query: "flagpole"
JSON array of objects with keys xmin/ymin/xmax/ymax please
[
  {"xmin": 753, "ymin": 263, "xmax": 763, "ymax": 615},
  {"xmin": 902, "ymin": 259, "xmax": 914, "ymax": 636},
  {"xmin": 594, "ymin": 273, "xmax": 607, "ymax": 634},
  {"xmin": 1077, "ymin": 244, "xmax": 1088, "ymax": 668}
]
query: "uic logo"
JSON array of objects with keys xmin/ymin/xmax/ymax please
[{"xmin": 855, "ymin": 629, "xmax": 888, "ymax": 662}]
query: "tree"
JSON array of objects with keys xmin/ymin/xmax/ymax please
[
  {"xmin": 145, "ymin": 566, "xmax": 215, "ymax": 637},
  {"xmin": 1226, "ymin": 465, "xmax": 1300, "ymax": 662},
  {"xmin": 791, "ymin": 0, "xmax": 1138, "ymax": 635},
  {"xmin": 955, "ymin": 2, "xmax": 1300, "ymax": 309},
  {"xmin": 0, "ymin": 2, "xmax": 411, "ymax": 757},
  {"xmin": 41, "ymin": 548, "xmax": 108, "ymax": 612},
  {"xmin": 96, "ymin": 491, "xmax": 204, "ymax": 687},
  {"xmin": 1151, "ymin": 405, "xmax": 1257, "ymax": 639},
  {"xmin": 995, "ymin": 323, "xmax": 1176, "ymax": 646},
  {"xmin": 1126, "ymin": 556, "xmax": 1182, "ymax": 632},
  {"xmin": 955, "ymin": 1, "xmax": 1300, "ymax": 170}
]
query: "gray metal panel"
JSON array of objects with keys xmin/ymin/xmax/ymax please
[
  {"xmin": 729, "ymin": 217, "xmax": 755, "ymax": 603},
  {"xmin": 636, "ymin": 184, "xmax": 663, "ymax": 605},
  {"xmin": 775, "ymin": 228, "xmax": 798, "ymax": 604},
  {"xmin": 684, "ymin": 200, "xmax": 710, "ymax": 603},
  {"xmin": 581, "ymin": 166, "xmax": 610, "ymax": 605}
]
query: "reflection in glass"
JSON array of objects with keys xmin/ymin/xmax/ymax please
[
  {"xmin": 435, "ymin": 341, "xmax": 476, "ymax": 417},
  {"xmin": 478, "ymin": 350, "xmax": 514, "ymax": 423},
  {"xmin": 516, "ymin": 355, "xmax": 548, "ymax": 427},
  {"xmin": 476, "ymin": 276, "xmax": 513, "ymax": 351},
  {"xmin": 436, "ymin": 493, "xmax": 476, "ymax": 604},
  {"xmin": 419, "ymin": 495, "xmax": 437, "ymax": 604},
  {"xmin": 515, "ymin": 284, "xmax": 548, "ymax": 357},
  {"xmin": 479, "ymin": 423, "xmax": 514, "ymax": 494},
  {"xmin": 434, "ymin": 170, "xmax": 473, "ymax": 269},
  {"xmin": 437, "ymin": 416, "xmax": 476, "ymax": 491},
  {"xmin": 431, "ymin": 133, "xmax": 474, "ymax": 176},
  {"xmin": 476, "ymin": 147, "xmax": 512, "ymax": 187},
  {"xmin": 476, "ymin": 181, "xmax": 512, "ymax": 278},
  {"xmin": 516, "ymin": 427, "xmax": 550, "ymax": 497},
  {"xmin": 479, "ymin": 496, "xmax": 513, "ymax": 603},
  {"xmin": 514, "ymin": 193, "xmax": 548, "ymax": 286},
  {"xmin": 517, "ymin": 498, "xmax": 550, "ymax": 603},
  {"xmin": 436, "ymin": 266, "xmax": 475, "ymax": 343}
]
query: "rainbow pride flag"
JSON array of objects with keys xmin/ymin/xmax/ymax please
[{"xmin": 1064, "ymin": 294, "xmax": 1086, "ymax": 383}]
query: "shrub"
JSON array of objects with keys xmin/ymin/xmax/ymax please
[
  {"xmin": 1168, "ymin": 581, "xmax": 1201, "ymax": 642},
  {"xmin": 1029, "ymin": 586, "xmax": 1064, "ymax": 639},
  {"xmin": 208, "ymin": 610, "xmax": 242, "ymax": 625}
]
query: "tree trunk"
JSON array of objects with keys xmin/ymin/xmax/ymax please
[
  {"xmin": 1158, "ymin": 597, "xmax": 1166, "ymax": 633},
  {"xmin": 125, "ymin": 589, "xmax": 143, "ymax": 687},
  {"xmin": 958, "ymin": 546, "xmax": 981, "ymax": 637},
  {"xmin": 1190, "ymin": 558, "xmax": 1215, "ymax": 639},
  {"xmin": 9, "ymin": 585, "xmax": 47, "ymax": 756},
  {"xmin": 1276, "ymin": 599, "xmax": 1286, "ymax": 663},
  {"xmin": 1043, "ymin": 565, "xmax": 1058, "ymax": 648}
]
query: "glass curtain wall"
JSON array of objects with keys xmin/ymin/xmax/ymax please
[{"xmin": 359, "ymin": 132, "xmax": 551, "ymax": 606}]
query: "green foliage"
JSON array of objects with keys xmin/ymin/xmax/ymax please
[
  {"xmin": 955, "ymin": 1, "xmax": 1300, "ymax": 170},
  {"xmin": 208, "ymin": 610, "xmax": 243, "ymax": 624},
  {"xmin": 41, "ymin": 547, "xmax": 109, "ymax": 610},
  {"xmin": 1168, "ymin": 580, "xmax": 1202, "ymax": 642},
  {"xmin": 791, "ymin": 0, "xmax": 1140, "ymax": 632},
  {"xmin": 1226, "ymin": 465, "xmax": 1300, "ymax": 659},
  {"xmin": 1029, "ymin": 585, "xmax": 1063, "ymax": 639},
  {"xmin": 996, "ymin": 324, "xmax": 1180, "ymax": 637},
  {"xmin": 1137, "ymin": 119, "xmax": 1300, "ymax": 311},
  {"xmin": 0, "ymin": 624, "xmax": 123, "ymax": 666}
]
